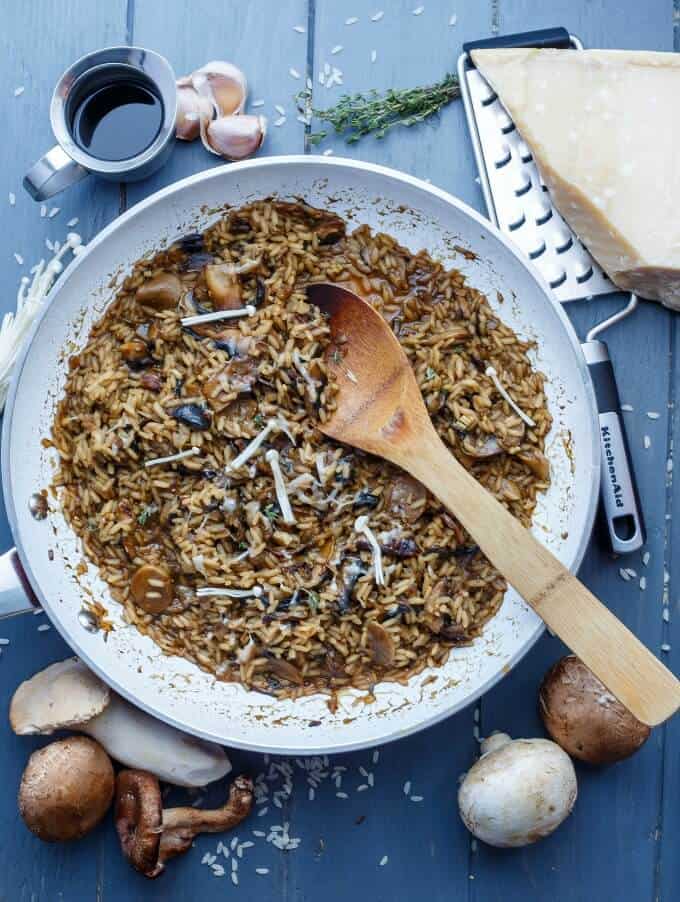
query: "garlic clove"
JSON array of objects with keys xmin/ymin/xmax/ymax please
[
  {"xmin": 190, "ymin": 61, "xmax": 248, "ymax": 118},
  {"xmin": 202, "ymin": 114, "xmax": 267, "ymax": 161},
  {"xmin": 175, "ymin": 84, "xmax": 213, "ymax": 141}
]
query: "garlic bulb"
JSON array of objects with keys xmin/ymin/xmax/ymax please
[
  {"xmin": 191, "ymin": 61, "xmax": 247, "ymax": 117},
  {"xmin": 175, "ymin": 82, "xmax": 213, "ymax": 141},
  {"xmin": 202, "ymin": 114, "xmax": 267, "ymax": 161}
]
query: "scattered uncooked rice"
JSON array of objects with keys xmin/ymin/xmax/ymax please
[{"xmin": 52, "ymin": 200, "xmax": 551, "ymax": 698}]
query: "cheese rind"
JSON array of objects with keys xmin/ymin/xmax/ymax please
[{"xmin": 471, "ymin": 48, "xmax": 680, "ymax": 308}]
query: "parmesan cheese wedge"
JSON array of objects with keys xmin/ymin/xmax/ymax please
[{"xmin": 470, "ymin": 48, "xmax": 680, "ymax": 309}]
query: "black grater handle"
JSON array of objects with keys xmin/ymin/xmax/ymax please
[
  {"xmin": 582, "ymin": 339, "xmax": 645, "ymax": 555},
  {"xmin": 463, "ymin": 27, "xmax": 572, "ymax": 54}
]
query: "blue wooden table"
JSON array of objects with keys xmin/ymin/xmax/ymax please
[{"xmin": 1, "ymin": 2, "xmax": 678, "ymax": 900}]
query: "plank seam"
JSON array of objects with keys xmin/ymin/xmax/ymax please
[
  {"xmin": 654, "ymin": 305, "xmax": 676, "ymax": 900},
  {"xmin": 303, "ymin": 0, "xmax": 316, "ymax": 153}
]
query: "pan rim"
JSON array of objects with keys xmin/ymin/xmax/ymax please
[{"xmin": 1, "ymin": 154, "xmax": 600, "ymax": 754}]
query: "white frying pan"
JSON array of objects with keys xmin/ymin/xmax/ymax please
[{"xmin": 0, "ymin": 156, "xmax": 600, "ymax": 754}]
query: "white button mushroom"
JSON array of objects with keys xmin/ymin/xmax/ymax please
[
  {"xmin": 458, "ymin": 732, "xmax": 577, "ymax": 847},
  {"xmin": 10, "ymin": 659, "xmax": 231, "ymax": 787}
]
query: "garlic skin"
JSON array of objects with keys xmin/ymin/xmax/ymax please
[
  {"xmin": 175, "ymin": 83, "xmax": 213, "ymax": 141},
  {"xmin": 191, "ymin": 61, "xmax": 247, "ymax": 117},
  {"xmin": 202, "ymin": 114, "xmax": 267, "ymax": 161}
]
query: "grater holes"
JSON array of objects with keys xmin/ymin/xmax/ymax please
[
  {"xmin": 515, "ymin": 175, "xmax": 532, "ymax": 197},
  {"xmin": 496, "ymin": 110, "xmax": 515, "ymax": 134},
  {"xmin": 554, "ymin": 231, "xmax": 574, "ymax": 254},
  {"xmin": 538, "ymin": 263, "xmax": 567, "ymax": 289},
  {"xmin": 480, "ymin": 89, "xmax": 497, "ymax": 106},
  {"xmin": 575, "ymin": 264, "xmax": 594, "ymax": 284},
  {"xmin": 528, "ymin": 241, "xmax": 547, "ymax": 260},
  {"xmin": 507, "ymin": 212, "xmax": 526, "ymax": 231},
  {"xmin": 494, "ymin": 143, "xmax": 511, "ymax": 168},
  {"xmin": 535, "ymin": 206, "xmax": 552, "ymax": 226},
  {"xmin": 517, "ymin": 140, "xmax": 532, "ymax": 162}
]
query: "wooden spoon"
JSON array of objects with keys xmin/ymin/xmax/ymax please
[{"xmin": 307, "ymin": 282, "xmax": 680, "ymax": 726}]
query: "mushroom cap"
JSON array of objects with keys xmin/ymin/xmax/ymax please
[
  {"xmin": 458, "ymin": 735, "xmax": 577, "ymax": 847},
  {"xmin": 539, "ymin": 655, "xmax": 651, "ymax": 764},
  {"xmin": 10, "ymin": 658, "xmax": 110, "ymax": 735},
  {"xmin": 115, "ymin": 770, "xmax": 163, "ymax": 877},
  {"xmin": 19, "ymin": 736, "xmax": 114, "ymax": 841}
]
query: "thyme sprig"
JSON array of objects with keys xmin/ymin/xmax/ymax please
[{"xmin": 296, "ymin": 72, "xmax": 460, "ymax": 146}]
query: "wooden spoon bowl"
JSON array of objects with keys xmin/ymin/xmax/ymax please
[{"xmin": 307, "ymin": 282, "xmax": 680, "ymax": 727}]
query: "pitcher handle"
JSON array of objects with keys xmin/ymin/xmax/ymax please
[
  {"xmin": 24, "ymin": 145, "xmax": 89, "ymax": 201},
  {"xmin": 0, "ymin": 548, "xmax": 40, "ymax": 618}
]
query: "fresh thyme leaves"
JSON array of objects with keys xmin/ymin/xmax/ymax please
[
  {"xmin": 264, "ymin": 503, "xmax": 280, "ymax": 523},
  {"xmin": 296, "ymin": 72, "xmax": 460, "ymax": 145},
  {"xmin": 253, "ymin": 412, "xmax": 265, "ymax": 428},
  {"xmin": 303, "ymin": 588, "xmax": 320, "ymax": 612},
  {"xmin": 137, "ymin": 503, "xmax": 158, "ymax": 526}
]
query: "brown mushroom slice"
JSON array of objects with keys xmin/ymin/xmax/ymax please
[
  {"xmin": 115, "ymin": 771, "xmax": 254, "ymax": 878},
  {"xmin": 204, "ymin": 358, "xmax": 258, "ymax": 410},
  {"xmin": 115, "ymin": 770, "xmax": 164, "ymax": 876},
  {"xmin": 515, "ymin": 447, "xmax": 550, "ymax": 481},
  {"xmin": 461, "ymin": 433, "xmax": 502, "ymax": 459},
  {"xmin": 120, "ymin": 338, "xmax": 151, "ymax": 364},
  {"xmin": 140, "ymin": 371, "xmax": 163, "ymax": 392},
  {"xmin": 539, "ymin": 655, "xmax": 651, "ymax": 765},
  {"xmin": 20, "ymin": 736, "xmax": 114, "ymax": 842},
  {"xmin": 366, "ymin": 622, "xmax": 396, "ymax": 668},
  {"xmin": 136, "ymin": 273, "xmax": 183, "ymax": 311},
  {"xmin": 265, "ymin": 654, "xmax": 304, "ymax": 686},
  {"xmin": 205, "ymin": 263, "xmax": 243, "ymax": 310},
  {"xmin": 384, "ymin": 474, "xmax": 428, "ymax": 523},
  {"xmin": 130, "ymin": 564, "xmax": 174, "ymax": 614}
]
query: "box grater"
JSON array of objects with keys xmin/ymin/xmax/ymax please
[{"xmin": 457, "ymin": 27, "xmax": 644, "ymax": 554}]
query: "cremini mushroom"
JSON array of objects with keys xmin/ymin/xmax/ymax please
[
  {"xmin": 130, "ymin": 563, "xmax": 174, "ymax": 614},
  {"xmin": 384, "ymin": 474, "xmax": 427, "ymax": 523},
  {"xmin": 10, "ymin": 659, "xmax": 231, "ymax": 787},
  {"xmin": 135, "ymin": 272, "xmax": 183, "ymax": 311},
  {"xmin": 115, "ymin": 769, "xmax": 253, "ymax": 878},
  {"xmin": 458, "ymin": 732, "xmax": 577, "ymax": 847},
  {"xmin": 19, "ymin": 736, "xmax": 114, "ymax": 841},
  {"xmin": 539, "ymin": 655, "xmax": 651, "ymax": 764}
]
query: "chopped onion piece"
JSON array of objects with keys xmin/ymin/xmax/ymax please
[
  {"xmin": 485, "ymin": 366, "xmax": 536, "ymax": 428},
  {"xmin": 181, "ymin": 304, "xmax": 255, "ymax": 327},
  {"xmin": 355, "ymin": 515, "xmax": 385, "ymax": 586},
  {"xmin": 265, "ymin": 449, "xmax": 295, "ymax": 524},
  {"xmin": 196, "ymin": 586, "xmax": 263, "ymax": 598},
  {"xmin": 144, "ymin": 445, "xmax": 201, "ymax": 468}
]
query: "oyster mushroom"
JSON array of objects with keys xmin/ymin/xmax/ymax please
[
  {"xmin": 115, "ymin": 769, "xmax": 253, "ymax": 878},
  {"xmin": 366, "ymin": 621, "xmax": 395, "ymax": 668},
  {"xmin": 539, "ymin": 655, "xmax": 651, "ymax": 764},
  {"xmin": 384, "ymin": 474, "xmax": 427, "ymax": 523},
  {"xmin": 10, "ymin": 659, "xmax": 231, "ymax": 787},
  {"xmin": 458, "ymin": 732, "xmax": 577, "ymax": 847},
  {"xmin": 19, "ymin": 736, "xmax": 114, "ymax": 841},
  {"xmin": 461, "ymin": 433, "xmax": 502, "ymax": 459}
]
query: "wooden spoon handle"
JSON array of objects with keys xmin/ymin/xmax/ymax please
[{"xmin": 406, "ymin": 429, "xmax": 680, "ymax": 726}]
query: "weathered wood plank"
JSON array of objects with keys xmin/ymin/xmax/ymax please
[
  {"xmin": 127, "ymin": 0, "xmax": 310, "ymax": 206},
  {"xmin": 472, "ymin": 3, "xmax": 675, "ymax": 901},
  {"xmin": 0, "ymin": 3, "xmax": 127, "ymax": 901}
]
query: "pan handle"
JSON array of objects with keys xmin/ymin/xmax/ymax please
[
  {"xmin": 582, "ymin": 340, "xmax": 645, "ymax": 555},
  {"xmin": 0, "ymin": 548, "xmax": 40, "ymax": 619}
]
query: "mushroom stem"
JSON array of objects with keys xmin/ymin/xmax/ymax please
[
  {"xmin": 80, "ymin": 693, "xmax": 231, "ymax": 788},
  {"xmin": 115, "ymin": 771, "xmax": 254, "ymax": 878}
]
